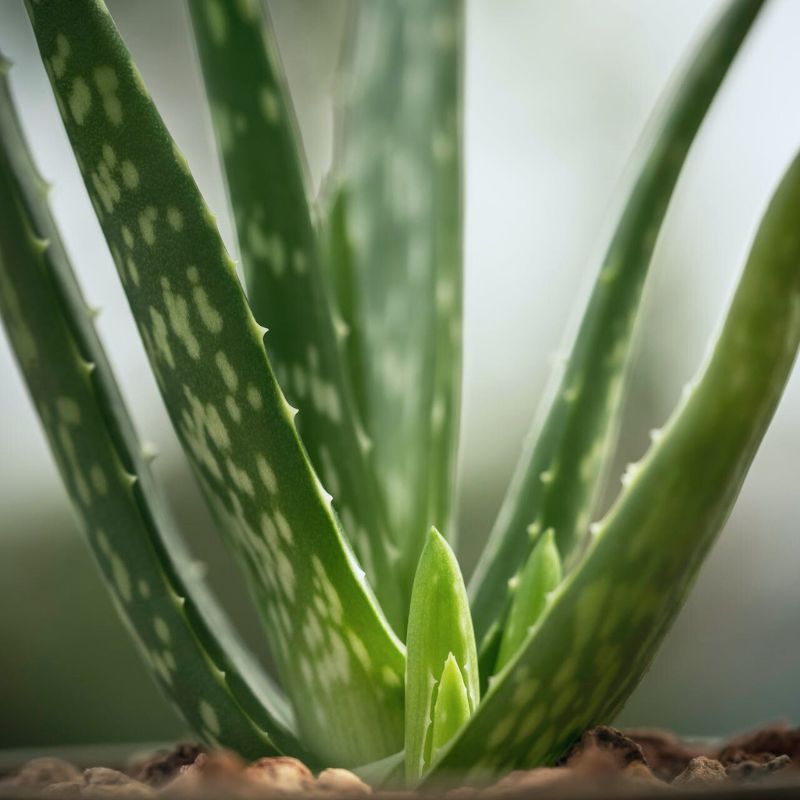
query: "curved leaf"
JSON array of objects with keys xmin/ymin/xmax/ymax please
[
  {"xmin": 469, "ymin": 0, "xmax": 767, "ymax": 641},
  {"xmin": 429, "ymin": 147, "xmax": 800, "ymax": 781},
  {"xmin": 494, "ymin": 529, "xmax": 561, "ymax": 673},
  {"xmin": 187, "ymin": 0, "xmax": 405, "ymax": 633},
  {"xmin": 0, "ymin": 54, "xmax": 307, "ymax": 761},
  {"xmin": 25, "ymin": 0, "xmax": 405, "ymax": 767}
]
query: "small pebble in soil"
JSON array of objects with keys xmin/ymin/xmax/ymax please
[
  {"xmin": 82, "ymin": 767, "xmax": 154, "ymax": 798},
  {"xmin": 316, "ymin": 768, "xmax": 371, "ymax": 795},
  {"xmin": 245, "ymin": 756, "xmax": 316, "ymax": 793},
  {"xmin": 672, "ymin": 756, "xmax": 728, "ymax": 787},
  {"xmin": 14, "ymin": 757, "xmax": 81, "ymax": 786}
]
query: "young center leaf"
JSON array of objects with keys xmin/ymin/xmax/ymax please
[
  {"xmin": 325, "ymin": 0, "xmax": 465, "ymax": 597},
  {"xmin": 187, "ymin": 0, "xmax": 405, "ymax": 632},
  {"xmin": 26, "ymin": 0, "xmax": 405, "ymax": 767},
  {"xmin": 428, "ymin": 148, "xmax": 800, "ymax": 781},
  {"xmin": 494, "ymin": 529, "xmax": 562, "ymax": 674},
  {"xmin": 469, "ymin": 0, "xmax": 767, "ymax": 641},
  {"xmin": 0, "ymin": 54, "xmax": 311, "ymax": 762},
  {"xmin": 431, "ymin": 653, "xmax": 472, "ymax": 764},
  {"xmin": 405, "ymin": 528, "xmax": 478, "ymax": 781}
]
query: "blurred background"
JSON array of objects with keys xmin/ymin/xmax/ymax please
[{"xmin": 1, "ymin": 0, "xmax": 798, "ymax": 752}]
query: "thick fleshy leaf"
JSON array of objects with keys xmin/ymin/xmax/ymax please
[
  {"xmin": 494, "ymin": 529, "xmax": 561, "ymax": 673},
  {"xmin": 405, "ymin": 528, "xmax": 478, "ymax": 781},
  {"xmin": 469, "ymin": 0, "xmax": 767, "ymax": 641},
  {"xmin": 429, "ymin": 148, "xmax": 800, "ymax": 781},
  {"xmin": 26, "ymin": 0, "xmax": 404, "ymax": 766},
  {"xmin": 187, "ymin": 0, "xmax": 404, "ymax": 633},
  {"xmin": 353, "ymin": 750, "xmax": 405, "ymax": 789},
  {"xmin": 325, "ymin": 0, "xmax": 465, "ymax": 595},
  {"xmin": 0, "ymin": 54, "xmax": 309, "ymax": 762}
]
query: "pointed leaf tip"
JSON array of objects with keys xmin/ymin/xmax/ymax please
[
  {"xmin": 431, "ymin": 653, "xmax": 471, "ymax": 763},
  {"xmin": 405, "ymin": 526, "xmax": 478, "ymax": 781},
  {"xmin": 495, "ymin": 528, "xmax": 562, "ymax": 673}
]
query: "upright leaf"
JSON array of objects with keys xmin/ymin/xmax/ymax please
[
  {"xmin": 26, "ymin": 0, "xmax": 404, "ymax": 766},
  {"xmin": 188, "ymin": 0, "xmax": 404, "ymax": 632},
  {"xmin": 0, "ymin": 54, "xmax": 309, "ymax": 762},
  {"xmin": 405, "ymin": 528, "xmax": 478, "ymax": 781},
  {"xmin": 469, "ymin": 0, "xmax": 766, "ymax": 641},
  {"xmin": 494, "ymin": 529, "xmax": 561, "ymax": 673},
  {"xmin": 429, "ymin": 148, "xmax": 800, "ymax": 780},
  {"xmin": 431, "ymin": 653, "xmax": 472, "ymax": 764},
  {"xmin": 326, "ymin": 0, "xmax": 465, "ymax": 594}
]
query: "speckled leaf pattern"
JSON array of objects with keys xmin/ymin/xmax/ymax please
[
  {"xmin": 187, "ymin": 0, "xmax": 404, "ymax": 633},
  {"xmin": 428, "ymin": 149, "xmax": 800, "ymax": 781},
  {"xmin": 25, "ymin": 0, "xmax": 404, "ymax": 767},
  {"xmin": 469, "ymin": 0, "xmax": 767, "ymax": 641},
  {"xmin": 326, "ymin": 0, "xmax": 464, "ymax": 596},
  {"xmin": 405, "ymin": 529, "xmax": 478, "ymax": 781},
  {"xmin": 0, "ymin": 55, "xmax": 308, "ymax": 762}
]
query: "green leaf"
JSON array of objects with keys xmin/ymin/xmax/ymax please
[
  {"xmin": 187, "ymin": 0, "xmax": 405, "ymax": 633},
  {"xmin": 325, "ymin": 0, "xmax": 465, "ymax": 594},
  {"xmin": 469, "ymin": 0, "xmax": 767, "ymax": 642},
  {"xmin": 405, "ymin": 528, "xmax": 478, "ymax": 781},
  {"xmin": 353, "ymin": 750, "xmax": 405, "ymax": 789},
  {"xmin": 495, "ymin": 529, "xmax": 561, "ymax": 673},
  {"xmin": 26, "ymin": 0, "xmax": 404, "ymax": 767},
  {"xmin": 476, "ymin": 617, "xmax": 504, "ymax": 697},
  {"xmin": 0, "ymin": 54, "xmax": 310, "ymax": 762},
  {"xmin": 431, "ymin": 653, "xmax": 472, "ymax": 763},
  {"xmin": 428, "ymin": 148, "xmax": 800, "ymax": 781}
]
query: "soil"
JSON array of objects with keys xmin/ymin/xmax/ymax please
[{"xmin": 1, "ymin": 722, "xmax": 799, "ymax": 798}]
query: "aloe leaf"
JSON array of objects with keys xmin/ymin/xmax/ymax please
[
  {"xmin": 0, "ymin": 54, "xmax": 311, "ymax": 762},
  {"xmin": 324, "ymin": 190, "xmax": 369, "ymax": 427},
  {"xmin": 431, "ymin": 653, "xmax": 472, "ymax": 762},
  {"xmin": 353, "ymin": 750, "xmax": 405, "ymax": 789},
  {"xmin": 476, "ymin": 618, "xmax": 504, "ymax": 697},
  {"xmin": 469, "ymin": 0, "xmax": 767, "ymax": 641},
  {"xmin": 428, "ymin": 149, "xmax": 800, "ymax": 781},
  {"xmin": 25, "ymin": 0, "xmax": 404, "ymax": 766},
  {"xmin": 494, "ymin": 529, "xmax": 561, "ymax": 673},
  {"xmin": 325, "ymin": 0, "xmax": 465, "ymax": 594},
  {"xmin": 405, "ymin": 528, "xmax": 478, "ymax": 781},
  {"xmin": 187, "ymin": 0, "xmax": 404, "ymax": 633}
]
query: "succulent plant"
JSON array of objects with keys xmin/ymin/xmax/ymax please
[{"xmin": 1, "ymin": 0, "xmax": 797, "ymax": 786}]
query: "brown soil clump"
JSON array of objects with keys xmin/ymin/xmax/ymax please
[{"xmin": 133, "ymin": 744, "xmax": 207, "ymax": 787}]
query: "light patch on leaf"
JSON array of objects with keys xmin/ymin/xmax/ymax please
[
  {"xmin": 121, "ymin": 159, "xmax": 139, "ymax": 189},
  {"xmin": 259, "ymin": 85, "xmax": 281, "ymax": 123},
  {"xmin": 215, "ymin": 350, "xmax": 238, "ymax": 392},
  {"xmin": 137, "ymin": 206, "xmax": 158, "ymax": 245},
  {"xmin": 67, "ymin": 76, "xmax": 91, "ymax": 125},
  {"xmin": 167, "ymin": 206, "xmax": 184, "ymax": 231},
  {"xmin": 161, "ymin": 277, "xmax": 200, "ymax": 360},
  {"xmin": 198, "ymin": 699, "xmax": 221, "ymax": 736},
  {"xmin": 93, "ymin": 65, "xmax": 122, "ymax": 125}
]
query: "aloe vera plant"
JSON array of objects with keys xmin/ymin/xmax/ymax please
[{"xmin": 1, "ymin": 0, "xmax": 798, "ymax": 786}]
